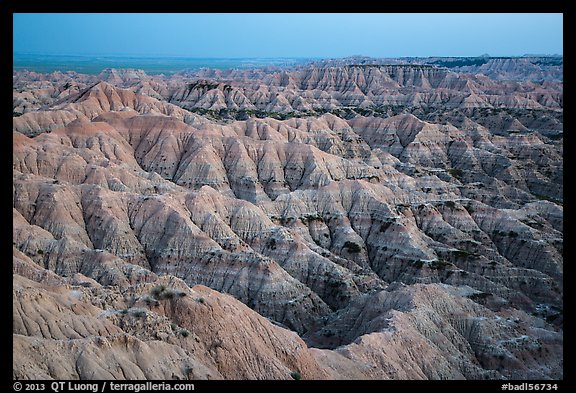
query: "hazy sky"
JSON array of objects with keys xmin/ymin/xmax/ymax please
[{"xmin": 13, "ymin": 13, "xmax": 563, "ymax": 58}]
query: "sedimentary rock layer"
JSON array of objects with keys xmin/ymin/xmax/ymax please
[{"xmin": 13, "ymin": 62, "xmax": 562, "ymax": 379}]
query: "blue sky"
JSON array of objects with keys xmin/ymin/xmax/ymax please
[{"xmin": 13, "ymin": 13, "xmax": 563, "ymax": 58}]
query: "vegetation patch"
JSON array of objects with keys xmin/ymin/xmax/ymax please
[
  {"xmin": 299, "ymin": 213, "xmax": 324, "ymax": 225},
  {"xmin": 327, "ymin": 280, "xmax": 342, "ymax": 288},
  {"xmin": 546, "ymin": 133, "xmax": 563, "ymax": 141},
  {"xmin": 290, "ymin": 371, "xmax": 302, "ymax": 380},
  {"xmin": 150, "ymin": 285, "xmax": 184, "ymax": 300},
  {"xmin": 380, "ymin": 221, "xmax": 392, "ymax": 232},
  {"xmin": 452, "ymin": 249, "xmax": 477, "ymax": 259},
  {"xmin": 468, "ymin": 292, "xmax": 493, "ymax": 301},
  {"xmin": 343, "ymin": 241, "xmax": 362, "ymax": 253},
  {"xmin": 429, "ymin": 259, "xmax": 452, "ymax": 270},
  {"xmin": 448, "ymin": 168, "xmax": 463, "ymax": 179},
  {"xmin": 188, "ymin": 81, "xmax": 219, "ymax": 91},
  {"xmin": 143, "ymin": 296, "xmax": 159, "ymax": 307},
  {"xmin": 532, "ymin": 192, "xmax": 562, "ymax": 204},
  {"xmin": 492, "ymin": 230, "xmax": 520, "ymax": 238},
  {"xmin": 267, "ymin": 238, "xmax": 277, "ymax": 250},
  {"xmin": 520, "ymin": 219, "xmax": 544, "ymax": 229},
  {"xmin": 131, "ymin": 309, "xmax": 147, "ymax": 318},
  {"xmin": 430, "ymin": 58, "xmax": 490, "ymax": 68}
]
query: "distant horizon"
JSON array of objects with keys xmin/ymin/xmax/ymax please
[
  {"xmin": 13, "ymin": 52, "xmax": 564, "ymax": 59},
  {"xmin": 13, "ymin": 51, "xmax": 564, "ymax": 76}
]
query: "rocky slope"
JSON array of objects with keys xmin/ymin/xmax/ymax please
[
  {"xmin": 431, "ymin": 57, "xmax": 563, "ymax": 82},
  {"xmin": 13, "ymin": 62, "xmax": 562, "ymax": 380},
  {"xmin": 148, "ymin": 65, "xmax": 563, "ymax": 118},
  {"xmin": 311, "ymin": 56, "xmax": 563, "ymax": 82}
]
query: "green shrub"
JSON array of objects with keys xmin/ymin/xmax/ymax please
[
  {"xmin": 143, "ymin": 296, "xmax": 159, "ymax": 307},
  {"xmin": 328, "ymin": 281, "xmax": 341, "ymax": 288},
  {"xmin": 181, "ymin": 329, "xmax": 190, "ymax": 338},
  {"xmin": 184, "ymin": 365, "xmax": 194, "ymax": 376},
  {"xmin": 151, "ymin": 285, "xmax": 184, "ymax": 300},
  {"xmin": 546, "ymin": 313, "xmax": 561, "ymax": 324},
  {"xmin": 161, "ymin": 291, "xmax": 176, "ymax": 300},
  {"xmin": 448, "ymin": 168, "xmax": 463, "ymax": 179},
  {"xmin": 343, "ymin": 241, "xmax": 362, "ymax": 253},
  {"xmin": 380, "ymin": 221, "xmax": 392, "ymax": 232},
  {"xmin": 290, "ymin": 371, "xmax": 302, "ymax": 380},
  {"xmin": 429, "ymin": 260, "xmax": 451, "ymax": 270},
  {"xmin": 453, "ymin": 249, "xmax": 474, "ymax": 259},
  {"xmin": 150, "ymin": 285, "xmax": 167, "ymax": 299}
]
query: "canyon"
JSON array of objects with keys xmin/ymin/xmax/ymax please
[{"xmin": 13, "ymin": 56, "xmax": 563, "ymax": 380}]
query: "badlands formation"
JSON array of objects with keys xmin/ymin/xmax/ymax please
[{"xmin": 13, "ymin": 57, "xmax": 562, "ymax": 380}]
